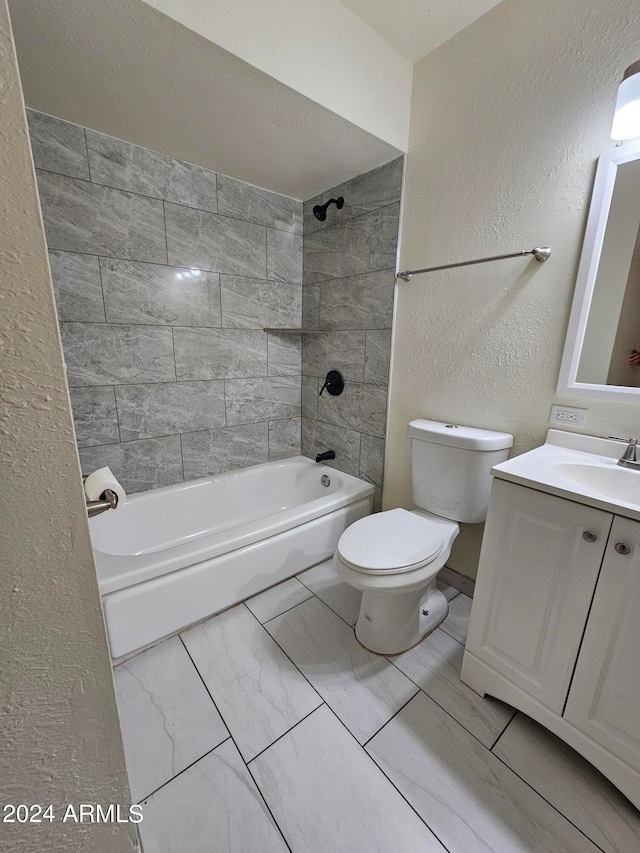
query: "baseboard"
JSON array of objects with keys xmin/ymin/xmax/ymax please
[{"xmin": 437, "ymin": 565, "xmax": 475, "ymax": 598}]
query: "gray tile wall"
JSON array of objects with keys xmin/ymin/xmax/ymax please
[
  {"xmin": 28, "ymin": 109, "xmax": 303, "ymax": 494},
  {"xmin": 301, "ymin": 158, "xmax": 403, "ymax": 510}
]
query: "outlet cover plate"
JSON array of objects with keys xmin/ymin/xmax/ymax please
[{"xmin": 550, "ymin": 405, "xmax": 587, "ymax": 428}]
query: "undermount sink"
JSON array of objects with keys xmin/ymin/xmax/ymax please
[
  {"xmin": 554, "ymin": 462, "xmax": 640, "ymax": 505},
  {"xmin": 489, "ymin": 430, "xmax": 640, "ymax": 520}
]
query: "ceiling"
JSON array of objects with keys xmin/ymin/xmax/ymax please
[
  {"xmin": 9, "ymin": 0, "xmax": 401, "ymax": 200},
  {"xmin": 339, "ymin": 0, "xmax": 503, "ymax": 61}
]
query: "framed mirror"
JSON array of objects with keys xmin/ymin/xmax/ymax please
[{"xmin": 558, "ymin": 140, "xmax": 640, "ymax": 401}]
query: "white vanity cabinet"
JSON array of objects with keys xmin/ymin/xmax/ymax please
[{"xmin": 462, "ymin": 476, "xmax": 640, "ymax": 808}]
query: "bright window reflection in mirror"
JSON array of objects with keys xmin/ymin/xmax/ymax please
[{"xmin": 558, "ymin": 141, "xmax": 640, "ymax": 401}]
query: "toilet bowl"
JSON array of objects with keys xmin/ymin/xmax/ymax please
[
  {"xmin": 335, "ymin": 419, "xmax": 513, "ymax": 655},
  {"xmin": 334, "ymin": 507, "xmax": 459, "ymax": 654}
]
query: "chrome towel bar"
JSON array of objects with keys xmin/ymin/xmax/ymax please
[{"xmin": 397, "ymin": 247, "xmax": 551, "ymax": 282}]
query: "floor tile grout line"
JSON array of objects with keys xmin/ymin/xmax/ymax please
[
  {"xmin": 488, "ymin": 745, "xmax": 609, "ymax": 853},
  {"xmin": 360, "ymin": 688, "xmax": 421, "ymax": 749},
  {"xmin": 177, "ymin": 634, "xmax": 294, "ymax": 853},
  {"xmin": 294, "ymin": 575, "xmax": 358, "ymax": 629},
  {"xmin": 242, "ymin": 603, "xmax": 450, "ymax": 846},
  {"xmin": 319, "ymin": 700, "xmax": 454, "ymax": 853},
  {"xmin": 246, "ymin": 702, "xmax": 325, "ymax": 765},
  {"xmin": 258, "ymin": 593, "xmax": 316, "ymax": 626},
  {"xmin": 382, "ymin": 629, "xmax": 518, "ymax": 755},
  {"xmin": 138, "ymin": 737, "xmax": 231, "ymax": 803},
  {"xmin": 488, "ymin": 708, "xmax": 518, "ymax": 752}
]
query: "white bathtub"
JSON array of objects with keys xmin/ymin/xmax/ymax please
[{"xmin": 91, "ymin": 456, "xmax": 373, "ymax": 658}]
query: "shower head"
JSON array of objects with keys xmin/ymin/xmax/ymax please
[{"xmin": 312, "ymin": 196, "xmax": 345, "ymax": 221}]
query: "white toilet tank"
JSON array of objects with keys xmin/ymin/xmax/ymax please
[{"xmin": 408, "ymin": 420, "xmax": 513, "ymax": 524}]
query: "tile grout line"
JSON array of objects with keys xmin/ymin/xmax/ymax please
[
  {"xmin": 138, "ymin": 738, "xmax": 231, "ymax": 803},
  {"xmin": 177, "ymin": 634, "xmax": 295, "ymax": 853},
  {"xmin": 360, "ymin": 688, "xmax": 422, "ymax": 748},
  {"xmin": 319, "ymin": 700, "xmax": 454, "ymax": 853},
  {"xmin": 259, "ymin": 593, "xmax": 316, "ymax": 626},
  {"xmin": 488, "ymin": 745, "xmax": 609, "ymax": 853},
  {"xmin": 34, "ymin": 166, "xmax": 303, "ymax": 236},
  {"xmin": 246, "ymin": 702, "xmax": 325, "ymax": 766},
  {"xmin": 488, "ymin": 708, "xmax": 518, "ymax": 752}
]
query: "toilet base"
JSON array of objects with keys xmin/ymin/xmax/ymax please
[{"xmin": 354, "ymin": 580, "xmax": 448, "ymax": 656}]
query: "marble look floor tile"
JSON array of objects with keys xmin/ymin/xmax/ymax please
[
  {"xmin": 267, "ymin": 229, "xmax": 303, "ymax": 284},
  {"xmin": 300, "ymin": 419, "xmax": 361, "ymax": 478},
  {"xmin": 48, "ymin": 250, "xmax": 105, "ymax": 323},
  {"xmin": 78, "ymin": 435, "xmax": 183, "ymax": 493},
  {"xmin": 173, "ymin": 327, "xmax": 267, "ymax": 380},
  {"xmin": 86, "ymin": 130, "xmax": 218, "ymax": 212},
  {"xmin": 364, "ymin": 329, "xmax": 392, "ymax": 385},
  {"xmin": 251, "ymin": 705, "xmax": 445, "ymax": 853},
  {"xmin": 268, "ymin": 418, "xmax": 301, "ymax": 461},
  {"xmin": 296, "ymin": 559, "xmax": 362, "ymax": 625},
  {"xmin": 440, "ymin": 593, "xmax": 473, "ymax": 644},
  {"xmin": 69, "ymin": 386, "xmax": 119, "ymax": 447},
  {"xmin": 27, "ymin": 109, "xmax": 89, "ymax": 179},
  {"xmin": 493, "ymin": 713, "xmax": 640, "ymax": 853},
  {"xmin": 220, "ymin": 275, "xmax": 301, "ymax": 329},
  {"xmin": 36, "ymin": 170, "xmax": 166, "ymax": 263},
  {"xmin": 182, "ymin": 605, "xmax": 321, "ymax": 761},
  {"xmin": 246, "ymin": 578, "xmax": 313, "ymax": 624},
  {"xmin": 359, "ymin": 433, "xmax": 385, "ymax": 488},
  {"xmin": 60, "ymin": 323, "xmax": 175, "ymax": 386},
  {"xmin": 140, "ymin": 740, "xmax": 287, "ymax": 853},
  {"xmin": 225, "ymin": 377, "xmax": 300, "ymax": 425},
  {"xmin": 114, "ymin": 636, "xmax": 228, "ymax": 801},
  {"xmin": 317, "ymin": 380, "xmax": 387, "ymax": 439},
  {"xmin": 101, "ymin": 259, "xmax": 221, "ymax": 327},
  {"xmin": 115, "ymin": 381, "xmax": 226, "ymax": 440},
  {"xmin": 181, "ymin": 423, "xmax": 269, "ymax": 480},
  {"xmin": 217, "ymin": 174, "xmax": 302, "ymax": 233},
  {"xmin": 391, "ymin": 627, "xmax": 514, "ymax": 748},
  {"xmin": 266, "ymin": 597, "xmax": 418, "ymax": 744},
  {"xmin": 436, "ymin": 578, "xmax": 460, "ymax": 601},
  {"xmin": 319, "ymin": 269, "xmax": 395, "ymax": 330},
  {"xmin": 367, "ymin": 691, "xmax": 600, "ymax": 853},
  {"xmin": 165, "ymin": 202, "xmax": 266, "ymax": 278},
  {"xmin": 267, "ymin": 333, "xmax": 301, "ymax": 377}
]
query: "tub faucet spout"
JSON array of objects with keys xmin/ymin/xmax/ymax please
[{"xmin": 316, "ymin": 450, "xmax": 336, "ymax": 463}]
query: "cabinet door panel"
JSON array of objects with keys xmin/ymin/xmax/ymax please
[
  {"xmin": 466, "ymin": 479, "xmax": 612, "ymax": 714},
  {"xmin": 564, "ymin": 515, "xmax": 640, "ymax": 772}
]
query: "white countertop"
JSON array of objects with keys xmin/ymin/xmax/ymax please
[{"xmin": 491, "ymin": 430, "xmax": 640, "ymax": 522}]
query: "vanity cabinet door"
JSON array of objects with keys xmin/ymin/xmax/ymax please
[
  {"xmin": 466, "ymin": 479, "xmax": 612, "ymax": 714},
  {"xmin": 563, "ymin": 515, "xmax": 640, "ymax": 773}
]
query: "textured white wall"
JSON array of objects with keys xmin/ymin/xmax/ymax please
[
  {"xmin": 142, "ymin": 0, "xmax": 412, "ymax": 152},
  {"xmin": 385, "ymin": 0, "xmax": 640, "ymax": 578},
  {"xmin": 0, "ymin": 2, "xmax": 135, "ymax": 850}
]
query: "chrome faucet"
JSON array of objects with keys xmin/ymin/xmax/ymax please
[{"xmin": 610, "ymin": 437, "xmax": 640, "ymax": 470}]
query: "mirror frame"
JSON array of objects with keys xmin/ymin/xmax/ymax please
[{"xmin": 558, "ymin": 139, "xmax": 640, "ymax": 401}]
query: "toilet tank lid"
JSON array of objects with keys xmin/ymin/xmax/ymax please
[{"xmin": 408, "ymin": 419, "xmax": 513, "ymax": 451}]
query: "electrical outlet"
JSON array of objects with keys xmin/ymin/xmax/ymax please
[{"xmin": 550, "ymin": 405, "xmax": 587, "ymax": 428}]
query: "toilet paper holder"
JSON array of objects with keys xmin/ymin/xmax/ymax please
[{"xmin": 82, "ymin": 474, "xmax": 119, "ymax": 518}]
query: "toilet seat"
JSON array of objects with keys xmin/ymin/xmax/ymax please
[{"xmin": 337, "ymin": 508, "xmax": 444, "ymax": 575}]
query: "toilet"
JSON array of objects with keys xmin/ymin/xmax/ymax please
[{"xmin": 334, "ymin": 419, "xmax": 513, "ymax": 655}]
